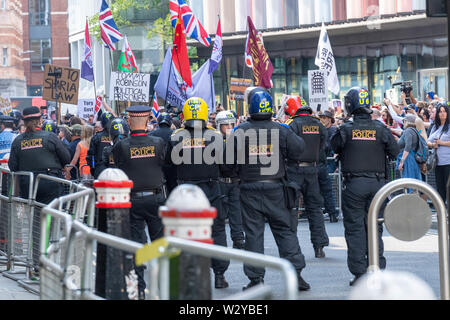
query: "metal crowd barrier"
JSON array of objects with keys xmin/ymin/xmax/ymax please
[
  {"xmin": 0, "ymin": 169, "xmax": 94, "ymax": 295},
  {"xmin": 39, "ymin": 195, "xmax": 298, "ymax": 300},
  {"xmin": 367, "ymin": 178, "xmax": 449, "ymax": 300}
]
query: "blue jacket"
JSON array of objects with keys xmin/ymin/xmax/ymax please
[{"xmin": 0, "ymin": 129, "xmax": 17, "ymax": 159}]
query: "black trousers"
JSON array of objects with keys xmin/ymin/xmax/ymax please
[
  {"xmin": 317, "ymin": 163, "xmax": 339, "ymax": 218},
  {"xmin": 219, "ymin": 182, "xmax": 245, "ymax": 242},
  {"xmin": 130, "ymin": 193, "xmax": 165, "ymax": 292},
  {"xmin": 190, "ymin": 181, "xmax": 230, "ymax": 275},
  {"xmin": 287, "ymin": 166, "xmax": 329, "ymax": 249},
  {"xmin": 435, "ymin": 165, "xmax": 450, "ymax": 203},
  {"xmin": 240, "ymin": 182, "xmax": 305, "ymax": 280},
  {"xmin": 342, "ymin": 176, "xmax": 386, "ymax": 276}
]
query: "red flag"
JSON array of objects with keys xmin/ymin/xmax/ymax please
[
  {"xmin": 247, "ymin": 16, "xmax": 273, "ymax": 89},
  {"xmin": 172, "ymin": 11, "xmax": 192, "ymax": 87}
]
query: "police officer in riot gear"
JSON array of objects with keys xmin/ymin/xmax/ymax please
[
  {"xmin": 216, "ymin": 110, "xmax": 245, "ymax": 249},
  {"xmin": 102, "ymin": 118, "xmax": 130, "ymax": 169},
  {"xmin": 331, "ymin": 87, "xmax": 400, "ymax": 286},
  {"xmin": 8, "ymin": 109, "xmax": 23, "ymax": 133},
  {"xmin": 169, "ymin": 97, "xmax": 230, "ymax": 289},
  {"xmin": 42, "ymin": 120, "xmax": 59, "ymax": 135},
  {"xmin": 149, "ymin": 113, "xmax": 177, "ymax": 194},
  {"xmin": 87, "ymin": 112, "xmax": 114, "ymax": 178},
  {"xmin": 285, "ymin": 97, "xmax": 330, "ymax": 259},
  {"xmin": 112, "ymin": 105, "xmax": 167, "ymax": 300},
  {"xmin": 228, "ymin": 87, "xmax": 310, "ymax": 291}
]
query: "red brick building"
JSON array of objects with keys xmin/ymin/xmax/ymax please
[
  {"xmin": 21, "ymin": 0, "xmax": 69, "ymax": 96},
  {"xmin": 0, "ymin": 0, "xmax": 26, "ymax": 96}
]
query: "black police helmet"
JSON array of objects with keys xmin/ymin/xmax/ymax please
[
  {"xmin": 344, "ymin": 87, "xmax": 371, "ymax": 115},
  {"xmin": 42, "ymin": 120, "xmax": 58, "ymax": 134},
  {"xmin": 100, "ymin": 112, "xmax": 115, "ymax": 130},
  {"xmin": 109, "ymin": 118, "xmax": 130, "ymax": 141},
  {"xmin": 157, "ymin": 113, "xmax": 172, "ymax": 127},
  {"xmin": 8, "ymin": 109, "xmax": 23, "ymax": 127}
]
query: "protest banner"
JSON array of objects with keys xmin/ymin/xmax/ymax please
[
  {"xmin": 0, "ymin": 95, "xmax": 12, "ymax": 115},
  {"xmin": 332, "ymin": 99, "xmax": 342, "ymax": 115},
  {"xmin": 229, "ymin": 78, "xmax": 253, "ymax": 101},
  {"xmin": 109, "ymin": 71, "xmax": 150, "ymax": 103},
  {"xmin": 77, "ymin": 99, "xmax": 96, "ymax": 121},
  {"xmin": 308, "ymin": 70, "xmax": 329, "ymax": 113},
  {"xmin": 42, "ymin": 64, "xmax": 80, "ymax": 105}
]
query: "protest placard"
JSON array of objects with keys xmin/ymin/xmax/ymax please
[
  {"xmin": 77, "ymin": 99, "xmax": 96, "ymax": 121},
  {"xmin": 109, "ymin": 71, "xmax": 150, "ymax": 103},
  {"xmin": 229, "ymin": 78, "xmax": 253, "ymax": 101},
  {"xmin": 42, "ymin": 64, "xmax": 80, "ymax": 105},
  {"xmin": 308, "ymin": 70, "xmax": 329, "ymax": 113},
  {"xmin": 0, "ymin": 95, "xmax": 12, "ymax": 115}
]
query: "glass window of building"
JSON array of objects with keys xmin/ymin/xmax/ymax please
[
  {"xmin": 2, "ymin": 48, "xmax": 7, "ymax": 66},
  {"xmin": 1, "ymin": 0, "xmax": 6, "ymax": 10},
  {"xmin": 30, "ymin": 39, "xmax": 51, "ymax": 72},
  {"xmin": 285, "ymin": 0, "xmax": 299, "ymax": 27},
  {"xmin": 29, "ymin": 0, "xmax": 50, "ymax": 26}
]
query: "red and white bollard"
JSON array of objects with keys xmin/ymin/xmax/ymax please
[
  {"xmin": 93, "ymin": 168, "xmax": 137, "ymax": 300},
  {"xmin": 159, "ymin": 184, "xmax": 217, "ymax": 300}
]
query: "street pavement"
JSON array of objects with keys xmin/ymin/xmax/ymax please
[
  {"xmin": 212, "ymin": 217, "xmax": 443, "ymax": 300},
  {"xmin": 0, "ymin": 217, "xmax": 443, "ymax": 300}
]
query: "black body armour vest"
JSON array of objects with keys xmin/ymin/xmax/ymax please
[
  {"xmin": 96, "ymin": 131, "xmax": 112, "ymax": 162},
  {"xmin": 289, "ymin": 115, "xmax": 321, "ymax": 163},
  {"xmin": 340, "ymin": 120, "xmax": 386, "ymax": 174},
  {"xmin": 116, "ymin": 135, "xmax": 165, "ymax": 191},
  {"xmin": 170, "ymin": 126, "xmax": 221, "ymax": 182},
  {"xmin": 16, "ymin": 131, "xmax": 62, "ymax": 172},
  {"xmin": 234, "ymin": 120, "xmax": 285, "ymax": 182}
]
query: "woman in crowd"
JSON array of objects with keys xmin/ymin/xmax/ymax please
[
  {"xmin": 397, "ymin": 114, "xmax": 421, "ymax": 181},
  {"xmin": 65, "ymin": 125, "xmax": 94, "ymax": 180},
  {"xmin": 427, "ymin": 103, "xmax": 450, "ymax": 203}
]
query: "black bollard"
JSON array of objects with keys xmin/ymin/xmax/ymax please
[{"xmin": 93, "ymin": 169, "xmax": 136, "ymax": 300}]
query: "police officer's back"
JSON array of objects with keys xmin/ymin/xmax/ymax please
[
  {"xmin": 9, "ymin": 107, "xmax": 71, "ymax": 203},
  {"xmin": 149, "ymin": 113, "xmax": 177, "ymax": 194},
  {"xmin": 228, "ymin": 87, "xmax": 310, "ymax": 291},
  {"xmin": 168, "ymin": 97, "xmax": 230, "ymax": 289},
  {"xmin": 331, "ymin": 87, "xmax": 400, "ymax": 286},
  {"xmin": 112, "ymin": 105, "xmax": 166, "ymax": 299},
  {"xmin": 102, "ymin": 118, "xmax": 129, "ymax": 169},
  {"xmin": 87, "ymin": 112, "xmax": 114, "ymax": 179},
  {"xmin": 284, "ymin": 97, "xmax": 330, "ymax": 258}
]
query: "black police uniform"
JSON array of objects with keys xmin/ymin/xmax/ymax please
[
  {"xmin": 219, "ymin": 136, "xmax": 245, "ymax": 249},
  {"xmin": 317, "ymin": 127, "xmax": 339, "ymax": 222},
  {"xmin": 112, "ymin": 109, "xmax": 167, "ymax": 295},
  {"xmin": 286, "ymin": 112, "xmax": 330, "ymax": 255},
  {"xmin": 168, "ymin": 123, "xmax": 230, "ymax": 282},
  {"xmin": 229, "ymin": 118, "xmax": 308, "ymax": 285},
  {"xmin": 87, "ymin": 130, "xmax": 112, "ymax": 179},
  {"xmin": 331, "ymin": 112, "xmax": 400, "ymax": 280},
  {"xmin": 102, "ymin": 143, "xmax": 116, "ymax": 169},
  {"xmin": 149, "ymin": 124, "xmax": 178, "ymax": 194}
]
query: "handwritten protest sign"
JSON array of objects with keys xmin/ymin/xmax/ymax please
[
  {"xmin": 0, "ymin": 95, "xmax": 12, "ymax": 115},
  {"xmin": 42, "ymin": 64, "xmax": 80, "ymax": 105},
  {"xmin": 77, "ymin": 99, "xmax": 95, "ymax": 121},
  {"xmin": 109, "ymin": 71, "xmax": 150, "ymax": 103}
]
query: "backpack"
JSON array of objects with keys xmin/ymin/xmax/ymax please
[{"xmin": 412, "ymin": 128, "xmax": 428, "ymax": 164}]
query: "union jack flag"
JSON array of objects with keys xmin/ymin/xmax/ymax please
[
  {"xmin": 170, "ymin": 0, "xmax": 210, "ymax": 47},
  {"xmin": 152, "ymin": 94, "xmax": 160, "ymax": 119},
  {"xmin": 99, "ymin": 0, "xmax": 123, "ymax": 50}
]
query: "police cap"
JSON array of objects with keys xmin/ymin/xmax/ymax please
[
  {"xmin": 23, "ymin": 107, "xmax": 42, "ymax": 120},
  {"xmin": 126, "ymin": 105, "xmax": 151, "ymax": 118}
]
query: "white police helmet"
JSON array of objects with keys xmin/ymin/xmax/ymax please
[{"xmin": 216, "ymin": 111, "xmax": 236, "ymax": 126}]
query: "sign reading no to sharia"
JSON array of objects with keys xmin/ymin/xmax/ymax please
[
  {"xmin": 109, "ymin": 71, "xmax": 150, "ymax": 103},
  {"xmin": 42, "ymin": 64, "xmax": 80, "ymax": 105}
]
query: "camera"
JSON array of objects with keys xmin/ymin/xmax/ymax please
[{"xmin": 393, "ymin": 81, "xmax": 414, "ymax": 104}]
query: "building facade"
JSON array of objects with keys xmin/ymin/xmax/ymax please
[
  {"xmin": 192, "ymin": 0, "xmax": 448, "ymax": 113},
  {"xmin": 21, "ymin": 0, "xmax": 70, "ymax": 97},
  {"xmin": 0, "ymin": 0, "xmax": 26, "ymax": 97}
]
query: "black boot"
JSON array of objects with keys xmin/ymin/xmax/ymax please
[
  {"xmin": 349, "ymin": 274, "xmax": 364, "ymax": 286},
  {"xmin": 297, "ymin": 271, "xmax": 311, "ymax": 291},
  {"xmin": 314, "ymin": 246, "xmax": 326, "ymax": 258},
  {"xmin": 233, "ymin": 239, "xmax": 245, "ymax": 250},
  {"xmin": 138, "ymin": 289, "xmax": 146, "ymax": 300},
  {"xmin": 242, "ymin": 277, "xmax": 264, "ymax": 291},
  {"xmin": 215, "ymin": 273, "xmax": 229, "ymax": 289},
  {"xmin": 329, "ymin": 214, "xmax": 339, "ymax": 223}
]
